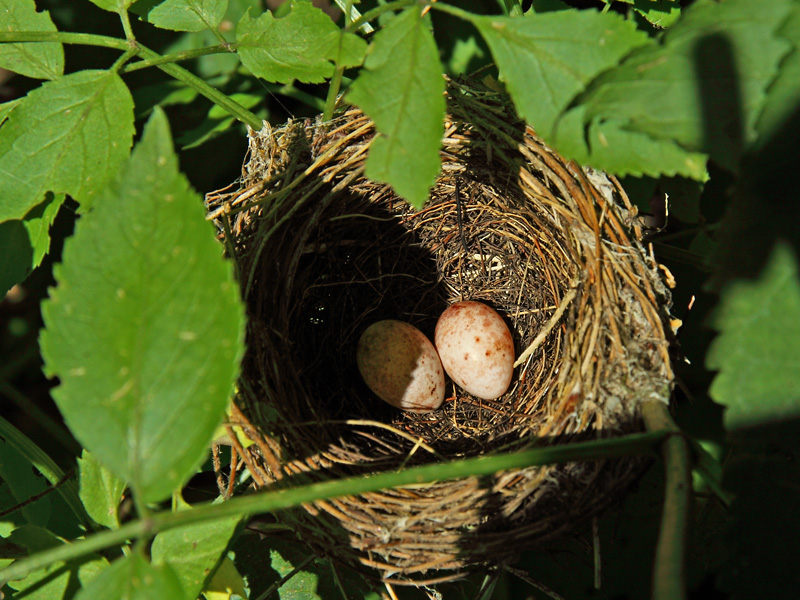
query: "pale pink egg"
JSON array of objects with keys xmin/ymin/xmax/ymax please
[
  {"xmin": 434, "ymin": 301, "xmax": 514, "ymax": 400},
  {"xmin": 356, "ymin": 320, "xmax": 445, "ymax": 412}
]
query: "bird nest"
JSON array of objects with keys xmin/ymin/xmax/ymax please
[{"xmin": 205, "ymin": 77, "xmax": 676, "ymax": 585}]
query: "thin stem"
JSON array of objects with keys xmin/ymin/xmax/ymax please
[
  {"xmin": 135, "ymin": 43, "xmax": 263, "ymax": 130},
  {"xmin": 332, "ymin": 0, "xmax": 374, "ymax": 34},
  {"xmin": 641, "ymin": 400, "xmax": 691, "ymax": 600},
  {"xmin": 118, "ymin": 3, "xmax": 136, "ymax": 43},
  {"xmin": 323, "ymin": 66, "xmax": 345, "ymax": 122},
  {"xmin": 120, "ymin": 45, "xmax": 233, "ymax": 73},
  {"xmin": 0, "ymin": 32, "xmax": 262, "ymax": 130},
  {"xmin": 208, "ymin": 26, "xmax": 230, "ymax": 47},
  {"xmin": 110, "ymin": 47, "xmax": 140, "ymax": 73},
  {"xmin": 0, "ymin": 430, "xmax": 668, "ymax": 585},
  {"xmin": 426, "ymin": 1, "xmax": 476, "ymax": 22},
  {"xmin": 497, "ymin": 0, "xmax": 523, "ymax": 17},
  {"xmin": 323, "ymin": 0, "xmax": 351, "ymax": 121},
  {"xmin": 0, "ymin": 31, "xmax": 129, "ymax": 50},
  {"xmin": 347, "ymin": 0, "xmax": 417, "ymax": 32}
]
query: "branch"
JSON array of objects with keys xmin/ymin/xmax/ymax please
[
  {"xmin": 0, "ymin": 430, "xmax": 667, "ymax": 585},
  {"xmin": 0, "ymin": 32, "xmax": 262, "ymax": 130},
  {"xmin": 641, "ymin": 400, "xmax": 692, "ymax": 600}
]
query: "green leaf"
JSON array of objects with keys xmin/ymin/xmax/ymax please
[
  {"xmin": 40, "ymin": 109, "xmax": 245, "ymax": 504},
  {"xmin": 553, "ymin": 103, "xmax": 709, "ymax": 179},
  {"xmin": 470, "ymin": 9, "xmax": 649, "ymax": 140},
  {"xmin": 151, "ymin": 495, "xmax": 240, "ymax": 599},
  {"xmin": 754, "ymin": 5, "xmax": 800, "ymax": 150},
  {"xmin": 78, "ymin": 450, "xmax": 126, "ymax": 529},
  {"xmin": 148, "ymin": 0, "xmax": 228, "ymax": 33},
  {"xmin": 268, "ymin": 542, "xmax": 319, "ymax": 599},
  {"xmin": 613, "ymin": 0, "xmax": 682, "ymax": 29},
  {"xmin": 0, "ymin": 192, "xmax": 63, "ymax": 297},
  {"xmin": 0, "ymin": 440, "xmax": 50, "ymax": 527},
  {"xmin": 529, "ymin": 0, "xmax": 570, "ymax": 13},
  {"xmin": 139, "ymin": 0, "xmax": 259, "ymax": 81},
  {"xmin": 75, "ymin": 553, "xmax": 187, "ymax": 600},
  {"xmin": 633, "ymin": 0, "xmax": 681, "ymax": 29},
  {"xmin": 347, "ymin": 7, "xmax": 445, "ymax": 209},
  {"xmin": 4, "ymin": 526, "xmax": 109, "ymax": 600},
  {"xmin": 0, "ymin": 99, "xmax": 21, "ymax": 125},
  {"xmin": 0, "ymin": 0, "xmax": 64, "ymax": 80},
  {"xmin": 202, "ymin": 555, "xmax": 247, "ymax": 600},
  {"xmin": 587, "ymin": 118, "xmax": 708, "ymax": 179},
  {"xmin": 707, "ymin": 243, "xmax": 800, "ymax": 431},
  {"xmin": 88, "ymin": 0, "xmax": 134, "ymax": 12},
  {"xmin": 177, "ymin": 92, "xmax": 262, "ymax": 149},
  {"xmin": 553, "ymin": 104, "xmax": 708, "ymax": 179},
  {"xmin": 581, "ymin": 0, "xmax": 794, "ymax": 172},
  {"xmin": 236, "ymin": 1, "xmax": 346, "ymax": 83},
  {"xmin": 0, "ymin": 69, "xmax": 134, "ymax": 221},
  {"xmin": 320, "ymin": 28, "xmax": 367, "ymax": 69}
]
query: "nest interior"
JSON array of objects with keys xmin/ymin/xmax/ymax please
[{"xmin": 206, "ymin": 77, "xmax": 675, "ymax": 584}]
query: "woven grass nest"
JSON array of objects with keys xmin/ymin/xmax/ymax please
[{"xmin": 205, "ymin": 76, "xmax": 676, "ymax": 585}]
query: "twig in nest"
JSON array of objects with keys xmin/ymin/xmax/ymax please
[
  {"xmin": 514, "ymin": 278, "xmax": 580, "ymax": 368},
  {"xmin": 455, "ymin": 178, "xmax": 469, "ymax": 255}
]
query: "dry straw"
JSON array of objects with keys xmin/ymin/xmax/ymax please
[{"xmin": 206, "ymin": 76, "xmax": 676, "ymax": 585}]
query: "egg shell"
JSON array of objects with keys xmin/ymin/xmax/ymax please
[
  {"xmin": 356, "ymin": 320, "xmax": 445, "ymax": 413},
  {"xmin": 434, "ymin": 301, "xmax": 514, "ymax": 400}
]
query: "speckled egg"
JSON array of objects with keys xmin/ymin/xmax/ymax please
[
  {"xmin": 434, "ymin": 301, "xmax": 514, "ymax": 400},
  {"xmin": 356, "ymin": 320, "xmax": 445, "ymax": 412}
]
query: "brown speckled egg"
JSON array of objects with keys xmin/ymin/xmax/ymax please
[
  {"xmin": 434, "ymin": 301, "xmax": 514, "ymax": 400},
  {"xmin": 356, "ymin": 320, "xmax": 445, "ymax": 412}
]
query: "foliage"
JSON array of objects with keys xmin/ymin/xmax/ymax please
[{"xmin": 0, "ymin": 0, "xmax": 799, "ymax": 598}]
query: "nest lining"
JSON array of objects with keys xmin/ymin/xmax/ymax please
[{"xmin": 206, "ymin": 77, "xmax": 675, "ymax": 583}]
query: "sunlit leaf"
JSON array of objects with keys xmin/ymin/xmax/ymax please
[
  {"xmin": 0, "ymin": 70, "xmax": 134, "ymax": 221},
  {"xmin": 74, "ymin": 553, "xmax": 187, "ymax": 600},
  {"xmin": 613, "ymin": 0, "xmax": 682, "ymax": 29},
  {"xmin": 40, "ymin": 109, "xmax": 245, "ymax": 503},
  {"xmin": 347, "ymin": 7, "xmax": 445, "ymax": 209},
  {"xmin": 78, "ymin": 450, "xmax": 126, "ymax": 529},
  {"xmin": 236, "ymin": 1, "xmax": 348, "ymax": 83},
  {"xmin": 202, "ymin": 555, "xmax": 247, "ymax": 600},
  {"xmin": 0, "ymin": 99, "xmax": 21, "ymax": 125},
  {"xmin": 148, "ymin": 0, "xmax": 228, "ymax": 33},
  {"xmin": 470, "ymin": 9, "xmax": 649, "ymax": 140},
  {"xmin": 151, "ymin": 495, "xmax": 240, "ymax": 599},
  {"xmin": 0, "ymin": 0, "xmax": 64, "ymax": 80},
  {"xmin": 581, "ymin": 0, "xmax": 794, "ymax": 172}
]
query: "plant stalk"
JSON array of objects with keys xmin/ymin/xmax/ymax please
[
  {"xmin": 347, "ymin": 0, "xmax": 417, "ymax": 32},
  {"xmin": 641, "ymin": 400, "xmax": 691, "ymax": 600},
  {"xmin": 0, "ymin": 31, "xmax": 129, "ymax": 50},
  {"xmin": 0, "ymin": 32, "xmax": 262, "ymax": 130},
  {"xmin": 0, "ymin": 430, "xmax": 668, "ymax": 585},
  {"xmin": 120, "ymin": 45, "xmax": 234, "ymax": 73}
]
